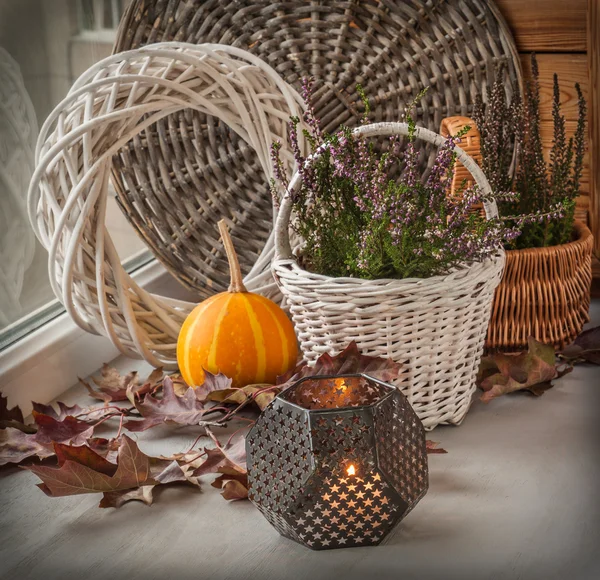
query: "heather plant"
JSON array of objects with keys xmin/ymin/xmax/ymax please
[
  {"xmin": 270, "ymin": 80, "xmax": 521, "ymax": 280},
  {"xmin": 473, "ymin": 55, "xmax": 587, "ymax": 249}
]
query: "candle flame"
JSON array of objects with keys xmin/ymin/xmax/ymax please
[
  {"xmin": 347, "ymin": 464, "xmax": 356, "ymax": 476},
  {"xmin": 335, "ymin": 378, "xmax": 348, "ymax": 392}
]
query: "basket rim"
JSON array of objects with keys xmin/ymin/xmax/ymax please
[
  {"xmin": 504, "ymin": 220, "xmax": 593, "ymax": 258},
  {"xmin": 272, "ymin": 249, "xmax": 505, "ymax": 288}
]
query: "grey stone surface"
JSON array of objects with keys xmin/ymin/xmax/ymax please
[{"xmin": 1, "ymin": 303, "xmax": 599, "ymax": 580}]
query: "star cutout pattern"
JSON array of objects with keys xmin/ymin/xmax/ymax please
[
  {"xmin": 374, "ymin": 392, "xmax": 428, "ymax": 516},
  {"xmin": 292, "ymin": 470, "xmax": 403, "ymax": 549},
  {"xmin": 281, "ymin": 376, "xmax": 389, "ymax": 410},
  {"xmin": 247, "ymin": 399, "xmax": 312, "ymax": 541}
]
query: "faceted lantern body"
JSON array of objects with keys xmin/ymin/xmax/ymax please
[{"xmin": 246, "ymin": 374, "xmax": 429, "ymax": 550}]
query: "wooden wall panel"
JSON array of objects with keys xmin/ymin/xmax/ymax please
[
  {"xmin": 589, "ymin": 0, "xmax": 600, "ymax": 257},
  {"xmin": 495, "ymin": 0, "xmax": 588, "ymax": 52},
  {"xmin": 520, "ymin": 54, "xmax": 589, "ymax": 121},
  {"xmin": 521, "ymin": 54, "xmax": 590, "ymax": 205}
]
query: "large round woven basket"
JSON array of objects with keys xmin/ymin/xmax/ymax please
[
  {"xmin": 441, "ymin": 116, "xmax": 594, "ymax": 351},
  {"xmin": 272, "ymin": 122, "xmax": 506, "ymax": 430},
  {"xmin": 112, "ymin": 0, "xmax": 522, "ymax": 296}
]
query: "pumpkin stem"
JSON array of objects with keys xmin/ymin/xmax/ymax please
[{"xmin": 218, "ymin": 220, "xmax": 248, "ymax": 293}]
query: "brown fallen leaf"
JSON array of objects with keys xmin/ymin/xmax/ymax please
[
  {"xmin": 207, "ymin": 384, "xmax": 275, "ymax": 411},
  {"xmin": 24, "ymin": 435, "xmax": 197, "ymax": 507},
  {"xmin": 0, "ymin": 394, "xmax": 32, "ymax": 432},
  {"xmin": 559, "ymin": 326, "xmax": 600, "ymax": 365},
  {"xmin": 124, "ymin": 377, "xmax": 208, "ymax": 432},
  {"xmin": 195, "ymin": 370, "xmax": 233, "ymax": 401},
  {"xmin": 32, "ymin": 412, "xmax": 94, "ymax": 446},
  {"xmin": 31, "ymin": 401, "xmax": 84, "ymax": 422},
  {"xmin": 478, "ymin": 337, "xmax": 571, "ymax": 402},
  {"xmin": 426, "ymin": 440, "xmax": 448, "ymax": 454},
  {"xmin": 86, "ymin": 437, "xmax": 121, "ymax": 463},
  {"xmin": 80, "ymin": 364, "xmax": 163, "ymax": 403},
  {"xmin": 0, "ymin": 393, "xmax": 25, "ymax": 424},
  {"xmin": 212, "ymin": 474, "xmax": 249, "ymax": 501},
  {"xmin": 192, "ymin": 428, "xmax": 249, "ymax": 500},
  {"xmin": 0, "ymin": 428, "xmax": 54, "ymax": 466},
  {"xmin": 99, "ymin": 486, "xmax": 154, "ymax": 508}
]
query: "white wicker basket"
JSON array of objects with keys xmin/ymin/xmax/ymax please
[{"xmin": 272, "ymin": 122, "xmax": 506, "ymax": 430}]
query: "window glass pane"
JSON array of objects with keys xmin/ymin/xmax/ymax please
[{"xmin": 0, "ymin": 0, "xmax": 141, "ymax": 345}]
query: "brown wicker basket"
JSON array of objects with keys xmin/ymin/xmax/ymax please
[
  {"xmin": 112, "ymin": 0, "xmax": 522, "ymax": 296},
  {"xmin": 441, "ymin": 116, "xmax": 593, "ymax": 351}
]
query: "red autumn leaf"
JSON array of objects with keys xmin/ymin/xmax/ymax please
[
  {"xmin": 79, "ymin": 364, "xmax": 163, "ymax": 403},
  {"xmin": 0, "ymin": 428, "xmax": 54, "ymax": 466},
  {"xmin": 24, "ymin": 435, "xmax": 196, "ymax": 508},
  {"xmin": 478, "ymin": 337, "xmax": 571, "ymax": 402},
  {"xmin": 124, "ymin": 377, "xmax": 208, "ymax": 432},
  {"xmin": 277, "ymin": 341, "xmax": 403, "ymax": 387},
  {"xmin": 559, "ymin": 325, "xmax": 600, "ymax": 365},
  {"xmin": 426, "ymin": 440, "xmax": 448, "ymax": 454},
  {"xmin": 32, "ymin": 412, "xmax": 94, "ymax": 446}
]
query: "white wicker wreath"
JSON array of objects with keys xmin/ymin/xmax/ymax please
[
  {"xmin": 28, "ymin": 42, "xmax": 306, "ymax": 368},
  {"xmin": 273, "ymin": 122, "xmax": 506, "ymax": 430}
]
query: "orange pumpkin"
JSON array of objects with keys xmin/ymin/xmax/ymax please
[{"xmin": 177, "ymin": 220, "xmax": 298, "ymax": 388}]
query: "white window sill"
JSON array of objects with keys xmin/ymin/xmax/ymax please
[{"xmin": 0, "ymin": 257, "xmax": 171, "ymax": 415}]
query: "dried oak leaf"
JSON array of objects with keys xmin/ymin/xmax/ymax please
[
  {"xmin": 277, "ymin": 341, "xmax": 403, "ymax": 387},
  {"xmin": 559, "ymin": 326, "xmax": 600, "ymax": 365},
  {"xmin": 80, "ymin": 364, "xmax": 163, "ymax": 403},
  {"xmin": 192, "ymin": 429, "xmax": 249, "ymax": 501},
  {"xmin": 24, "ymin": 435, "xmax": 195, "ymax": 508},
  {"xmin": 478, "ymin": 337, "xmax": 572, "ymax": 402},
  {"xmin": 124, "ymin": 377, "xmax": 207, "ymax": 432},
  {"xmin": 0, "ymin": 428, "xmax": 54, "ymax": 466}
]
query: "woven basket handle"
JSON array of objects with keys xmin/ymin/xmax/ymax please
[
  {"xmin": 274, "ymin": 121, "xmax": 498, "ymax": 260},
  {"xmin": 440, "ymin": 116, "xmax": 482, "ymax": 200}
]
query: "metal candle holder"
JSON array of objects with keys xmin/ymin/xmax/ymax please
[{"xmin": 246, "ymin": 374, "xmax": 429, "ymax": 550}]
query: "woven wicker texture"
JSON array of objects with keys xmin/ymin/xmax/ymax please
[
  {"xmin": 272, "ymin": 122, "xmax": 506, "ymax": 430},
  {"xmin": 27, "ymin": 43, "xmax": 306, "ymax": 368},
  {"xmin": 113, "ymin": 0, "xmax": 522, "ymax": 293},
  {"xmin": 442, "ymin": 116, "xmax": 593, "ymax": 351}
]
